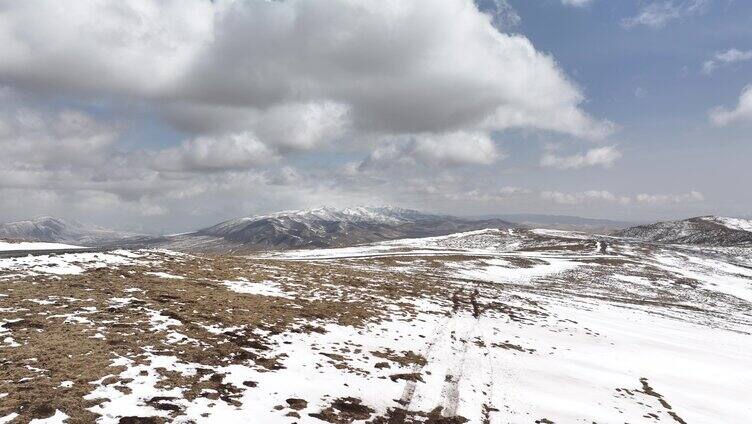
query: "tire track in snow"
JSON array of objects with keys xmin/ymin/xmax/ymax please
[
  {"xmin": 398, "ymin": 286, "xmax": 499, "ymax": 422},
  {"xmin": 397, "ymin": 313, "xmax": 452, "ymax": 408},
  {"xmin": 440, "ymin": 291, "xmax": 500, "ymax": 422},
  {"xmin": 438, "ymin": 317, "xmax": 474, "ymax": 417},
  {"xmin": 398, "ymin": 287, "xmax": 466, "ymax": 410},
  {"xmin": 478, "ymin": 318, "xmax": 501, "ymax": 424}
]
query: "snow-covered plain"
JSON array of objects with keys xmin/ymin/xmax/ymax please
[
  {"xmin": 0, "ymin": 241, "xmax": 83, "ymax": 251},
  {"xmin": 1, "ymin": 229, "xmax": 751, "ymax": 423},
  {"xmin": 222, "ymin": 278, "xmax": 293, "ymax": 299},
  {"xmin": 0, "ymin": 250, "xmax": 161, "ymax": 276}
]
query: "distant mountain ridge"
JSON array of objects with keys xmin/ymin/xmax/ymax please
[
  {"xmin": 6, "ymin": 211, "xmax": 750, "ymax": 252},
  {"xmin": 0, "ymin": 207, "xmax": 516, "ymax": 252},
  {"xmin": 480, "ymin": 213, "xmax": 634, "ymax": 232},
  {"xmin": 614, "ymin": 216, "xmax": 752, "ymax": 246},
  {"xmin": 0, "ymin": 216, "xmax": 153, "ymax": 247},
  {"xmin": 166, "ymin": 206, "xmax": 516, "ymax": 251}
]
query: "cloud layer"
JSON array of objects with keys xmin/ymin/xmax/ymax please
[
  {"xmin": 0, "ymin": 0, "xmax": 724, "ymax": 229},
  {"xmin": 0, "ymin": 0, "xmax": 611, "ymax": 144},
  {"xmin": 0, "ymin": 0, "xmax": 623, "ymax": 227}
]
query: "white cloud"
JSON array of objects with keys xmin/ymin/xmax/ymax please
[
  {"xmin": 710, "ymin": 85, "xmax": 752, "ymax": 126},
  {"xmin": 622, "ymin": 0, "xmax": 709, "ymax": 29},
  {"xmin": 635, "ymin": 190, "xmax": 704, "ymax": 204},
  {"xmin": 150, "ymin": 132, "xmax": 278, "ymax": 172},
  {"xmin": 561, "ymin": 0, "xmax": 593, "ymax": 7},
  {"xmin": 163, "ymin": 101, "xmax": 350, "ymax": 152},
  {"xmin": 541, "ymin": 190, "xmax": 631, "ymax": 205},
  {"xmin": 0, "ymin": 0, "xmax": 640, "ymax": 229},
  {"xmin": 540, "ymin": 145, "xmax": 621, "ymax": 170},
  {"xmin": 137, "ymin": 199, "xmax": 169, "ymax": 217},
  {"xmin": 360, "ymin": 132, "xmax": 502, "ymax": 169},
  {"xmin": 412, "ymin": 132, "xmax": 502, "ymax": 166},
  {"xmin": 269, "ymin": 166, "xmax": 303, "ymax": 186},
  {"xmin": 0, "ymin": 0, "xmax": 611, "ymax": 143},
  {"xmin": 0, "ymin": 109, "xmax": 119, "ymax": 169},
  {"xmin": 0, "ymin": 0, "xmax": 214, "ymax": 97},
  {"xmin": 540, "ymin": 189, "xmax": 704, "ymax": 206},
  {"xmin": 447, "ymin": 186, "xmax": 532, "ymax": 202},
  {"xmin": 702, "ymin": 48, "xmax": 752, "ymax": 74}
]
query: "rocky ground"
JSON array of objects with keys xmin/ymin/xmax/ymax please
[{"xmin": 1, "ymin": 229, "xmax": 750, "ymax": 423}]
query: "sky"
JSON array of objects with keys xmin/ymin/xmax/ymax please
[{"xmin": 0, "ymin": 0, "xmax": 750, "ymax": 233}]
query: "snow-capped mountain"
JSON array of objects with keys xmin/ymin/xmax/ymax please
[
  {"xmin": 614, "ymin": 215, "xmax": 752, "ymax": 246},
  {"xmin": 0, "ymin": 216, "xmax": 152, "ymax": 247},
  {"xmin": 204, "ymin": 206, "xmax": 426, "ymax": 231},
  {"xmin": 6, "ymin": 212, "xmax": 751, "ymax": 251},
  {"xmin": 164, "ymin": 206, "xmax": 515, "ymax": 251}
]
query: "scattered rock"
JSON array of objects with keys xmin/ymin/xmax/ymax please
[
  {"xmin": 389, "ymin": 372, "xmax": 424, "ymax": 383},
  {"xmin": 119, "ymin": 417, "xmax": 162, "ymax": 424},
  {"xmin": 286, "ymin": 398, "xmax": 308, "ymax": 410},
  {"xmin": 309, "ymin": 397, "xmax": 375, "ymax": 423}
]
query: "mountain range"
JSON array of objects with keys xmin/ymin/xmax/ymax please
[
  {"xmin": 160, "ymin": 206, "xmax": 515, "ymax": 252},
  {"xmin": 0, "ymin": 216, "xmax": 153, "ymax": 247},
  {"xmin": 0, "ymin": 207, "xmax": 515, "ymax": 252},
  {"xmin": 2, "ymin": 209, "xmax": 751, "ymax": 251}
]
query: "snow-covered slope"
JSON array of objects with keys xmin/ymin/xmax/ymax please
[
  {"xmin": 2, "ymin": 228, "xmax": 751, "ymax": 422},
  {"xmin": 614, "ymin": 215, "xmax": 752, "ymax": 246},
  {"xmin": 0, "ymin": 241, "xmax": 83, "ymax": 251},
  {"xmin": 703, "ymin": 216, "xmax": 752, "ymax": 233},
  {"xmin": 164, "ymin": 206, "xmax": 515, "ymax": 251},
  {"xmin": 242, "ymin": 206, "xmax": 427, "ymax": 225},
  {"xmin": 0, "ymin": 216, "xmax": 152, "ymax": 247}
]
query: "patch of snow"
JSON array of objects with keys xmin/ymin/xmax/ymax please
[
  {"xmin": 198, "ymin": 323, "xmax": 246, "ymax": 335},
  {"xmin": 0, "ymin": 251, "xmax": 149, "ymax": 276},
  {"xmin": 223, "ymin": 279, "xmax": 293, "ymax": 299},
  {"xmin": 0, "ymin": 413, "xmax": 19, "ymax": 424},
  {"xmin": 111, "ymin": 250, "xmax": 146, "ymax": 258},
  {"xmin": 3, "ymin": 336, "xmax": 21, "ymax": 347},
  {"xmin": 86, "ymin": 354, "xmax": 198, "ymax": 422},
  {"xmin": 145, "ymin": 309, "xmax": 182, "ymax": 332},
  {"xmin": 451, "ymin": 256, "xmax": 581, "ymax": 285},
  {"xmin": 531, "ymin": 228, "xmax": 590, "ymax": 239},
  {"xmin": 108, "ymin": 297, "xmax": 140, "ymax": 309},
  {"xmin": 27, "ymin": 298, "xmax": 56, "ymax": 305},
  {"xmin": 0, "ymin": 241, "xmax": 83, "ymax": 251},
  {"xmin": 145, "ymin": 271, "xmax": 185, "ymax": 279}
]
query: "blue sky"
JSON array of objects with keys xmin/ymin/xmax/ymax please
[
  {"xmin": 0, "ymin": 0, "xmax": 750, "ymax": 232},
  {"xmin": 494, "ymin": 0, "xmax": 752, "ymax": 218}
]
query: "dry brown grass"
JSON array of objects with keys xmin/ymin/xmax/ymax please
[{"xmin": 0, "ymin": 251, "xmax": 471, "ymax": 422}]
